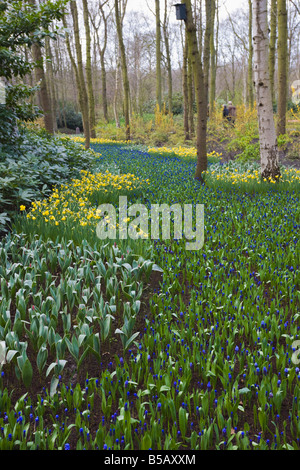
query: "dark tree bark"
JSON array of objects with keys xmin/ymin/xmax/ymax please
[{"xmin": 184, "ymin": 0, "xmax": 208, "ymax": 181}]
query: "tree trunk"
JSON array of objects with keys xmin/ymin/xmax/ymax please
[
  {"xmin": 187, "ymin": 47, "xmax": 195, "ymax": 136},
  {"xmin": 100, "ymin": 3, "xmax": 109, "ymax": 123},
  {"xmin": 66, "ymin": 1, "xmax": 90, "ymax": 149},
  {"xmin": 89, "ymin": 5, "xmax": 110, "ymax": 123},
  {"xmin": 29, "ymin": 0, "xmax": 54, "ymax": 134},
  {"xmin": 184, "ymin": 0, "xmax": 208, "ymax": 181},
  {"xmin": 114, "ymin": 48, "xmax": 121, "ymax": 128},
  {"xmin": 45, "ymin": 37, "xmax": 58, "ymax": 132},
  {"xmin": 163, "ymin": 0, "xmax": 173, "ymax": 115},
  {"xmin": 82, "ymin": 0, "xmax": 96, "ymax": 138},
  {"xmin": 277, "ymin": 0, "xmax": 288, "ymax": 135},
  {"xmin": 203, "ymin": 0, "xmax": 213, "ymax": 111},
  {"xmin": 100, "ymin": 53, "xmax": 109, "ymax": 123},
  {"xmin": 209, "ymin": 0, "xmax": 216, "ymax": 115},
  {"xmin": 269, "ymin": 0, "xmax": 277, "ymax": 105},
  {"xmin": 253, "ymin": 0, "xmax": 280, "ymax": 180},
  {"xmin": 115, "ymin": 0, "xmax": 130, "ymax": 141},
  {"xmin": 183, "ymin": 35, "xmax": 190, "ymax": 141},
  {"xmin": 155, "ymin": 0, "xmax": 162, "ymax": 112},
  {"xmin": 247, "ymin": 0, "xmax": 254, "ymax": 109}
]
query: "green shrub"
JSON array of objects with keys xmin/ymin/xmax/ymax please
[
  {"xmin": 277, "ymin": 133, "xmax": 291, "ymax": 149},
  {"xmin": 57, "ymin": 102, "xmax": 83, "ymax": 131},
  {"xmin": 237, "ymin": 142, "xmax": 260, "ymax": 161},
  {"xmin": 0, "ymin": 129, "xmax": 96, "ymax": 234}
]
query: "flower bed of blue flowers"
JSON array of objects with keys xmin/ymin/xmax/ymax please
[{"xmin": 0, "ymin": 143, "xmax": 299, "ymax": 450}]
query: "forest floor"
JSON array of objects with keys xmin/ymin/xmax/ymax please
[{"xmin": 207, "ymin": 132, "xmax": 300, "ymax": 169}]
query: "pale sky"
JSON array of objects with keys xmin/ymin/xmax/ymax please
[{"xmin": 126, "ymin": 0, "xmax": 247, "ymax": 22}]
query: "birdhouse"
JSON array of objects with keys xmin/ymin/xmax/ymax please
[{"xmin": 174, "ymin": 3, "xmax": 187, "ymax": 21}]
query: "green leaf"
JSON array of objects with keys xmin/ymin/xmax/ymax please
[
  {"xmin": 152, "ymin": 264, "xmax": 163, "ymax": 273},
  {"xmin": 22, "ymin": 359, "xmax": 33, "ymax": 388},
  {"xmin": 141, "ymin": 433, "xmax": 152, "ymax": 450},
  {"xmin": 6, "ymin": 349, "xmax": 18, "ymax": 363},
  {"xmin": 125, "ymin": 331, "xmax": 140, "ymax": 350},
  {"xmin": 50, "ymin": 376, "xmax": 59, "ymax": 398},
  {"xmin": 46, "ymin": 361, "xmax": 57, "ymax": 377},
  {"xmin": 159, "ymin": 385, "xmax": 170, "ymax": 392},
  {"xmin": 179, "ymin": 407, "xmax": 188, "ymax": 437},
  {"xmin": 238, "ymin": 387, "xmax": 251, "ymax": 395}
]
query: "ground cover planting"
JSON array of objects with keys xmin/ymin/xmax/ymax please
[
  {"xmin": 147, "ymin": 146, "xmax": 222, "ymax": 164},
  {"xmin": 0, "ymin": 130, "xmax": 97, "ymax": 236},
  {"xmin": 16, "ymin": 169, "xmax": 149, "ymax": 247},
  {"xmin": 68, "ymin": 136, "xmax": 133, "ymax": 146},
  {"xmin": 0, "ymin": 141, "xmax": 299, "ymax": 450}
]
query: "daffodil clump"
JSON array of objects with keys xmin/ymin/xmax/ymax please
[
  {"xmin": 148, "ymin": 145, "xmax": 222, "ymax": 160},
  {"xmin": 205, "ymin": 163, "xmax": 300, "ymax": 186},
  {"xmin": 66, "ymin": 136, "xmax": 132, "ymax": 145},
  {"xmin": 23, "ymin": 170, "xmax": 148, "ymax": 236}
]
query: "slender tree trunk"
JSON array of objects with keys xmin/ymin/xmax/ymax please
[
  {"xmin": 277, "ymin": 0, "xmax": 288, "ymax": 135},
  {"xmin": 115, "ymin": 0, "xmax": 130, "ymax": 140},
  {"xmin": 100, "ymin": 53, "xmax": 109, "ymax": 123},
  {"xmin": 188, "ymin": 48, "xmax": 195, "ymax": 136},
  {"xmin": 163, "ymin": 0, "xmax": 173, "ymax": 114},
  {"xmin": 64, "ymin": 3, "xmax": 90, "ymax": 148},
  {"xmin": 82, "ymin": 0, "xmax": 96, "ymax": 138},
  {"xmin": 29, "ymin": 0, "xmax": 54, "ymax": 134},
  {"xmin": 198, "ymin": 0, "xmax": 203, "ymax": 60},
  {"xmin": 203, "ymin": 0, "xmax": 212, "ymax": 111},
  {"xmin": 247, "ymin": 0, "xmax": 254, "ymax": 108},
  {"xmin": 184, "ymin": 0, "xmax": 208, "ymax": 181},
  {"xmin": 32, "ymin": 43, "xmax": 54, "ymax": 133},
  {"xmin": 90, "ymin": 5, "xmax": 110, "ymax": 123},
  {"xmin": 155, "ymin": 0, "xmax": 162, "ymax": 111},
  {"xmin": 114, "ymin": 48, "xmax": 121, "ymax": 128},
  {"xmin": 253, "ymin": 0, "xmax": 280, "ymax": 180},
  {"xmin": 45, "ymin": 37, "xmax": 58, "ymax": 132},
  {"xmin": 209, "ymin": 0, "xmax": 216, "ymax": 115},
  {"xmin": 183, "ymin": 35, "xmax": 190, "ymax": 140},
  {"xmin": 269, "ymin": 0, "xmax": 277, "ymax": 105},
  {"xmin": 100, "ymin": 3, "xmax": 109, "ymax": 123}
]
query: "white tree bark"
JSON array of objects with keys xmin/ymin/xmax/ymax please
[{"xmin": 253, "ymin": 0, "xmax": 281, "ymax": 180}]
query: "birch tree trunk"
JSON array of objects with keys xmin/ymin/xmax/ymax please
[{"xmin": 253, "ymin": 0, "xmax": 280, "ymax": 180}]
